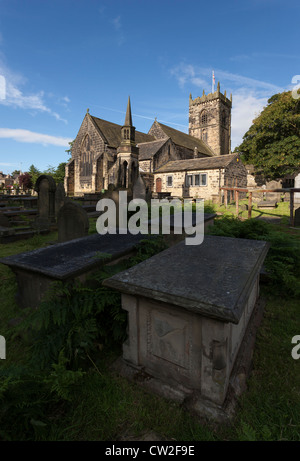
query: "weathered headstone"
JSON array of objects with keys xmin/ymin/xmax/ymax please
[
  {"xmin": 133, "ymin": 175, "xmax": 146, "ymax": 200},
  {"xmin": 294, "ymin": 173, "xmax": 300, "ymax": 204},
  {"xmin": 55, "ymin": 182, "xmax": 66, "ymax": 218},
  {"xmin": 34, "ymin": 175, "xmax": 56, "ymax": 230},
  {"xmin": 265, "ymin": 180, "xmax": 281, "ymax": 202},
  {"xmin": 57, "ymin": 201, "xmax": 89, "ymax": 242}
]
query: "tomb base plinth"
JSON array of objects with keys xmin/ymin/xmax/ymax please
[{"xmin": 104, "ymin": 236, "xmax": 269, "ymax": 420}]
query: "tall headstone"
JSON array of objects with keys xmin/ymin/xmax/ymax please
[
  {"xmin": 55, "ymin": 182, "xmax": 66, "ymax": 218},
  {"xmin": 294, "ymin": 173, "xmax": 300, "ymax": 204},
  {"xmin": 133, "ymin": 175, "xmax": 146, "ymax": 200},
  {"xmin": 34, "ymin": 175, "xmax": 56, "ymax": 230},
  {"xmin": 57, "ymin": 201, "xmax": 89, "ymax": 243}
]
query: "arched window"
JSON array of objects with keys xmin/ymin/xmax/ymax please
[
  {"xmin": 222, "ymin": 110, "xmax": 226, "ymax": 126},
  {"xmin": 80, "ymin": 134, "xmax": 93, "ymax": 177},
  {"xmin": 201, "ymin": 111, "xmax": 208, "ymax": 125}
]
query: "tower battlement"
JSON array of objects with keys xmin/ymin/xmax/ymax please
[
  {"xmin": 189, "ymin": 82, "xmax": 232, "ymax": 155},
  {"xmin": 189, "ymin": 82, "xmax": 232, "ymax": 107}
]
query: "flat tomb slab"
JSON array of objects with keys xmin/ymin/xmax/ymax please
[
  {"xmin": 104, "ymin": 235, "xmax": 269, "ymax": 324},
  {"xmin": 257, "ymin": 201, "xmax": 277, "ymax": 208},
  {"xmin": 0, "ymin": 233, "xmax": 153, "ymax": 309},
  {"xmin": 0, "ymin": 233, "xmax": 150, "ymax": 280}
]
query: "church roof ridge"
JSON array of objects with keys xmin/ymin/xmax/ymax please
[
  {"xmin": 154, "ymin": 121, "xmax": 214, "ymax": 156},
  {"xmin": 90, "ymin": 114, "xmax": 155, "ymax": 147}
]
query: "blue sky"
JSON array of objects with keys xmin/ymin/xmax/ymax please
[{"xmin": 0, "ymin": 0, "xmax": 299, "ymax": 175}]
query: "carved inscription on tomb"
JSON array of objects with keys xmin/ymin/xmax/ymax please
[{"xmin": 148, "ymin": 309, "xmax": 190, "ymax": 369}]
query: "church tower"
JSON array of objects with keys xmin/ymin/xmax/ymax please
[
  {"xmin": 117, "ymin": 97, "xmax": 139, "ymax": 189},
  {"xmin": 189, "ymin": 82, "xmax": 232, "ymax": 155}
]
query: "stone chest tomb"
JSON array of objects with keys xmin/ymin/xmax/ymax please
[{"xmin": 103, "ymin": 235, "xmax": 269, "ymax": 419}]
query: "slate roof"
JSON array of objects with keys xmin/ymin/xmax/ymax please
[
  {"xmin": 154, "ymin": 154, "xmax": 239, "ymax": 173},
  {"xmin": 137, "ymin": 139, "xmax": 169, "ymax": 160},
  {"xmin": 90, "ymin": 115, "xmax": 155, "ymax": 148},
  {"xmin": 153, "ymin": 121, "xmax": 214, "ymax": 156}
]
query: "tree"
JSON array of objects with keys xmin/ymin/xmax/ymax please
[
  {"xmin": 53, "ymin": 162, "xmax": 67, "ymax": 183},
  {"xmin": 44, "ymin": 162, "xmax": 66, "ymax": 184},
  {"xmin": 236, "ymin": 91, "xmax": 300, "ymax": 179},
  {"xmin": 28, "ymin": 165, "xmax": 41, "ymax": 186},
  {"xmin": 19, "ymin": 172, "xmax": 33, "ymax": 192},
  {"xmin": 65, "ymin": 140, "xmax": 74, "ymax": 161}
]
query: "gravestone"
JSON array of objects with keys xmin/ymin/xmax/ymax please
[
  {"xmin": 265, "ymin": 180, "xmax": 281, "ymax": 202},
  {"xmin": 295, "ymin": 207, "xmax": 300, "ymax": 227},
  {"xmin": 102, "ymin": 186, "xmax": 133, "ymax": 229},
  {"xmin": 55, "ymin": 182, "xmax": 66, "ymax": 218},
  {"xmin": 57, "ymin": 201, "xmax": 89, "ymax": 243},
  {"xmin": 133, "ymin": 175, "xmax": 146, "ymax": 200},
  {"xmin": 34, "ymin": 175, "xmax": 56, "ymax": 230},
  {"xmin": 294, "ymin": 173, "xmax": 300, "ymax": 204},
  {"xmin": 103, "ymin": 235, "xmax": 269, "ymax": 421}
]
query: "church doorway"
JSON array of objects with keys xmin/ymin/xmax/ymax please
[{"xmin": 156, "ymin": 177, "xmax": 162, "ymax": 193}]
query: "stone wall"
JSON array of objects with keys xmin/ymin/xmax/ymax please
[
  {"xmin": 154, "ymin": 168, "xmax": 223, "ymax": 199},
  {"xmin": 153, "ymin": 158, "xmax": 247, "ymax": 200},
  {"xmin": 148, "ymin": 123, "xmax": 199, "ymax": 162},
  {"xmin": 70, "ymin": 113, "xmax": 107, "ymax": 195}
]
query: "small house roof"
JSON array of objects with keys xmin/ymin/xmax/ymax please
[
  {"xmin": 137, "ymin": 138, "xmax": 169, "ymax": 160},
  {"xmin": 154, "ymin": 153, "xmax": 239, "ymax": 173}
]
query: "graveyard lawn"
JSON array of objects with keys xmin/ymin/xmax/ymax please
[{"xmin": 0, "ymin": 214, "xmax": 299, "ymax": 441}]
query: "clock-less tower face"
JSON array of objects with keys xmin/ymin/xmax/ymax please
[{"xmin": 189, "ymin": 88, "xmax": 232, "ymax": 155}]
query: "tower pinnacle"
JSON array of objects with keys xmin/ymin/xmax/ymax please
[{"xmin": 124, "ymin": 96, "xmax": 133, "ymax": 126}]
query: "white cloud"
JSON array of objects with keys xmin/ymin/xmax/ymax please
[
  {"xmin": 0, "ymin": 58, "xmax": 68, "ymax": 123},
  {"xmin": 170, "ymin": 62, "xmax": 286, "ymax": 147},
  {"xmin": 231, "ymin": 90, "xmax": 267, "ymax": 149},
  {"xmin": 0, "ymin": 128, "xmax": 72, "ymax": 146}
]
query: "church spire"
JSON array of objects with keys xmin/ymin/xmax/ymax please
[
  {"xmin": 124, "ymin": 96, "xmax": 133, "ymax": 126},
  {"xmin": 121, "ymin": 96, "xmax": 136, "ymax": 146}
]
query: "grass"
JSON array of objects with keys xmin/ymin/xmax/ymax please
[
  {"xmin": 209, "ymin": 197, "xmax": 291, "ymax": 221},
  {"xmin": 0, "ymin": 203, "xmax": 299, "ymax": 441}
]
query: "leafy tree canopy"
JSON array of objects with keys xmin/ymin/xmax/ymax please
[
  {"xmin": 19, "ymin": 172, "xmax": 33, "ymax": 191},
  {"xmin": 44, "ymin": 162, "xmax": 67, "ymax": 184},
  {"xmin": 28, "ymin": 164, "xmax": 42, "ymax": 186},
  {"xmin": 235, "ymin": 91, "xmax": 300, "ymax": 180}
]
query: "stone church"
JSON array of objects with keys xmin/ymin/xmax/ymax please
[{"xmin": 64, "ymin": 83, "xmax": 247, "ymax": 198}]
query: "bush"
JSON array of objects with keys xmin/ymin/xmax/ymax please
[{"xmin": 208, "ymin": 217, "xmax": 300, "ymax": 297}]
